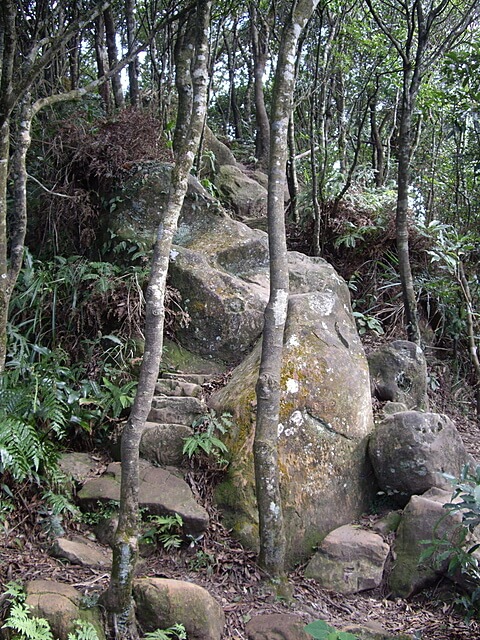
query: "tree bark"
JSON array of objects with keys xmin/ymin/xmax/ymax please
[
  {"xmin": 255, "ymin": 0, "xmax": 319, "ymax": 580},
  {"xmin": 396, "ymin": 65, "xmax": 421, "ymax": 344},
  {"xmin": 0, "ymin": 0, "xmax": 16, "ymax": 369},
  {"xmin": 103, "ymin": 0, "xmax": 211, "ymax": 635}
]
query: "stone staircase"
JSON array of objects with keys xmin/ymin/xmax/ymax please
[{"xmin": 69, "ymin": 368, "xmax": 222, "ymax": 563}]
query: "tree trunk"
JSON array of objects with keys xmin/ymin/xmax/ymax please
[
  {"xmin": 0, "ymin": 0, "xmax": 16, "ymax": 370},
  {"xmin": 286, "ymin": 115, "xmax": 298, "ymax": 223},
  {"xmin": 125, "ymin": 0, "xmax": 140, "ymax": 106},
  {"xmin": 255, "ymin": 0, "xmax": 319, "ymax": 581},
  {"xmin": 94, "ymin": 13, "xmax": 112, "ymax": 113},
  {"xmin": 104, "ymin": 7, "xmax": 125, "ymax": 109},
  {"xmin": 370, "ymin": 95, "xmax": 385, "ymax": 187},
  {"xmin": 103, "ymin": 1, "xmax": 211, "ymax": 635},
  {"xmin": 250, "ymin": 3, "xmax": 271, "ymax": 169},
  {"xmin": 0, "ymin": 120, "xmax": 10, "ymax": 369},
  {"xmin": 396, "ymin": 67, "xmax": 420, "ymax": 344}
]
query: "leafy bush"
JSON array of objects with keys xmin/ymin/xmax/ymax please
[{"xmin": 143, "ymin": 624, "xmax": 186, "ymax": 640}]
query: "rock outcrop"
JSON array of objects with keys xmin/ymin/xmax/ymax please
[{"xmin": 105, "ymin": 161, "xmax": 376, "ymax": 567}]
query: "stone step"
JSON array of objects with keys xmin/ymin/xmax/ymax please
[
  {"xmin": 155, "ymin": 378, "xmax": 202, "ymax": 398},
  {"xmin": 78, "ymin": 461, "xmax": 209, "ymax": 536},
  {"xmin": 140, "ymin": 422, "xmax": 193, "ymax": 467},
  {"xmin": 148, "ymin": 395, "xmax": 205, "ymax": 426},
  {"xmin": 161, "ymin": 372, "xmax": 219, "ymax": 386}
]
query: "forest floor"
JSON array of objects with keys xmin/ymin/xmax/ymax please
[{"xmin": 1, "ymin": 363, "xmax": 479, "ymax": 639}]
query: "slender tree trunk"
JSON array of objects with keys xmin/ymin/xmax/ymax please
[
  {"xmin": 125, "ymin": 0, "xmax": 140, "ymax": 106},
  {"xmin": 396, "ymin": 68, "xmax": 420, "ymax": 344},
  {"xmin": 458, "ymin": 262, "xmax": 480, "ymax": 419},
  {"xmin": 255, "ymin": 0, "xmax": 319, "ymax": 580},
  {"xmin": 370, "ymin": 95, "xmax": 385, "ymax": 187},
  {"xmin": 250, "ymin": 3, "xmax": 271, "ymax": 169},
  {"xmin": 103, "ymin": 1, "xmax": 211, "ymax": 635},
  {"xmin": 0, "ymin": 120, "xmax": 10, "ymax": 369},
  {"xmin": 0, "ymin": 0, "xmax": 16, "ymax": 370},
  {"xmin": 104, "ymin": 7, "xmax": 125, "ymax": 109},
  {"xmin": 94, "ymin": 14, "xmax": 112, "ymax": 113},
  {"xmin": 286, "ymin": 115, "xmax": 298, "ymax": 223}
]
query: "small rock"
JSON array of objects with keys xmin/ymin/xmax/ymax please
[
  {"xmin": 50, "ymin": 536, "xmax": 112, "ymax": 568},
  {"xmin": 342, "ymin": 622, "xmax": 415, "ymax": 639},
  {"xmin": 246, "ymin": 614, "xmax": 310, "ymax": 640},
  {"xmin": 134, "ymin": 577, "xmax": 224, "ymax": 640},
  {"xmin": 305, "ymin": 524, "xmax": 390, "ymax": 594}
]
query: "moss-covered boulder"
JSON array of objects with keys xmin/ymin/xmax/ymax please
[
  {"xmin": 133, "ymin": 578, "xmax": 224, "ymax": 640},
  {"xmin": 210, "ymin": 275, "xmax": 376, "ymax": 567}
]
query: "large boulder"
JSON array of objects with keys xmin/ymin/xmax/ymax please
[
  {"xmin": 133, "ymin": 578, "xmax": 224, "ymax": 640},
  {"xmin": 368, "ymin": 340, "xmax": 428, "ymax": 410},
  {"xmin": 304, "ymin": 524, "xmax": 390, "ymax": 594},
  {"xmin": 368, "ymin": 411, "xmax": 472, "ymax": 505},
  {"xmin": 210, "ymin": 271, "xmax": 376, "ymax": 566},
  {"xmin": 25, "ymin": 580, "xmax": 105, "ymax": 640}
]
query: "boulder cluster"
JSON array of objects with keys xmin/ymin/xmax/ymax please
[{"xmin": 26, "ymin": 160, "xmax": 478, "ymax": 640}]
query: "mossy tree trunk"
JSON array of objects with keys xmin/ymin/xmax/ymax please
[
  {"xmin": 254, "ymin": 0, "xmax": 319, "ymax": 580},
  {"xmin": 103, "ymin": 1, "xmax": 211, "ymax": 637}
]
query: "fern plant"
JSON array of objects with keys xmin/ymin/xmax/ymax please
[
  {"xmin": 183, "ymin": 410, "xmax": 232, "ymax": 468},
  {"xmin": 143, "ymin": 624, "xmax": 186, "ymax": 640},
  {"xmin": 141, "ymin": 513, "xmax": 184, "ymax": 550}
]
